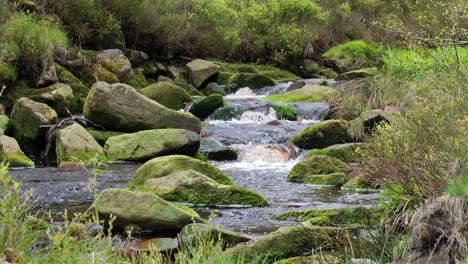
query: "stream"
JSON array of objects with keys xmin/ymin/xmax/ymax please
[{"xmin": 9, "ymin": 80, "xmax": 379, "ymax": 238}]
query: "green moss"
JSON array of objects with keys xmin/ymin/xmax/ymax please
[
  {"xmin": 126, "ymin": 70, "xmax": 148, "ymax": 89},
  {"xmin": 139, "ymin": 82, "xmax": 193, "ymax": 110},
  {"xmin": 320, "ymin": 68, "xmax": 338, "ymax": 79},
  {"xmin": 288, "ymin": 155, "xmax": 346, "ymax": 182},
  {"xmin": 263, "ymin": 85, "xmax": 339, "ymax": 103},
  {"xmin": 304, "ymin": 172, "xmax": 348, "ymax": 187},
  {"xmin": 336, "ymin": 67, "xmax": 378, "ymax": 81},
  {"xmin": 289, "ymin": 120, "xmax": 351, "ymax": 149},
  {"xmin": 322, "ymin": 40, "xmax": 381, "ymax": 71},
  {"xmin": 216, "ymin": 72, "xmax": 235, "ymax": 85},
  {"xmin": 55, "ymin": 64, "xmax": 90, "ymax": 111},
  {"xmin": 274, "ymin": 207, "xmax": 384, "ymax": 228},
  {"xmin": 272, "ymin": 105, "xmax": 297, "ymax": 121},
  {"xmin": 342, "ymin": 175, "xmax": 379, "ymax": 191},
  {"xmin": 175, "ymin": 204, "xmax": 200, "ymax": 218},
  {"xmin": 189, "ymin": 94, "xmax": 226, "ymax": 120},
  {"xmin": 77, "ymin": 64, "xmax": 119, "ymax": 87},
  {"xmin": 228, "ymin": 73, "xmax": 275, "ymax": 90},
  {"xmin": 1, "ymin": 151, "xmax": 34, "ymax": 167},
  {"xmin": 307, "ymin": 143, "xmax": 363, "ymax": 163},
  {"xmin": 193, "ymin": 152, "xmax": 208, "ymax": 162},
  {"xmin": 0, "ymin": 115, "xmax": 10, "ymax": 134},
  {"xmin": 219, "ymin": 63, "xmax": 298, "ymax": 82},
  {"xmin": 86, "ymin": 128, "xmax": 126, "ymax": 146},
  {"xmin": 0, "ymin": 61, "xmax": 17, "ymax": 83},
  {"xmin": 56, "ymin": 147, "xmax": 107, "ymax": 165}
]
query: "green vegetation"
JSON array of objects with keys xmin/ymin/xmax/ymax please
[
  {"xmin": 322, "ymin": 40, "xmax": 381, "ymax": 71},
  {"xmin": 263, "ymin": 85, "xmax": 339, "ymax": 103},
  {"xmin": 272, "ymin": 105, "xmax": 297, "ymax": 121}
]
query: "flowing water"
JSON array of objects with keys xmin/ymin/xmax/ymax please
[{"xmin": 9, "ymin": 81, "xmax": 379, "ymax": 238}]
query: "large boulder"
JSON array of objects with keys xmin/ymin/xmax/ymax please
[
  {"xmin": 105, "ymin": 129, "xmax": 200, "ymax": 161},
  {"xmin": 96, "ymin": 49, "xmax": 134, "ymax": 82},
  {"xmin": 83, "ymin": 82, "xmax": 201, "ymax": 133},
  {"xmin": 0, "ymin": 135, "xmax": 34, "ymax": 167},
  {"xmin": 139, "ymin": 82, "xmax": 192, "ymax": 110},
  {"xmin": 287, "ymin": 155, "xmax": 347, "ymax": 182},
  {"xmin": 189, "ymin": 94, "xmax": 226, "ymax": 120},
  {"xmin": 85, "ymin": 128, "xmax": 126, "ymax": 146},
  {"xmin": 180, "ymin": 223, "xmax": 252, "ymax": 249},
  {"xmin": 263, "ymin": 85, "xmax": 339, "ymax": 103},
  {"xmin": 307, "ymin": 143, "xmax": 364, "ymax": 163},
  {"xmin": 304, "ymin": 172, "xmax": 348, "ymax": 187},
  {"xmin": 142, "ymin": 170, "xmax": 268, "ymax": 206},
  {"xmin": 128, "ymin": 155, "xmax": 234, "ymax": 188},
  {"xmin": 56, "ymin": 65, "xmax": 90, "ymax": 111},
  {"xmin": 29, "ymin": 83, "xmax": 75, "ymax": 116},
  {"xmin": 289, "ymin": 120, "xmax": 352, "ymax": 150},
  {"xmin": 224, "ymin": 222, "xmax": 336, "ymax": 263},
  {"xmin": 92, "ymin": 188, "xmax": 202, "ymax": 232},
  {"xmin": 186, "ymin": 59, "xmax": 220, "ymax": 88},
  {"xmin": 10, "ymin": 98, "xmax": 58, "ymax": 155},
  {"xmin": 55, "ymin": 123, "xmax": 105, "ymax": 164}
]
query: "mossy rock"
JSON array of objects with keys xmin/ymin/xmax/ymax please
[
  {"xmin": 205, "ymin": 147, "xmax": 238, "ymax": 161},
  {"xmin": 92, "ymin": 188, "xmax": 203, "ymax": 232},
  {"xmin": 128, "ymin": 155, "xmax": 234, "ymax": 188},
  {"xmin": 186, "ymin": 59, "xmax": 220, "ymax": 88},
  {"xmin": 9, "ymin": 97, "xmax": 58, "ymax": 155},
  {"xmin": 209, "ymin": 105, "xmax": 243, "ymax": 121},
  {"xmin": 228, "ymin": 73, "xmax": 275, "ymax": 90},
  {"xmin": 0, "ymin": 135, "xmax": 34, "ymax": 167},
  {"xmin": 219, "ymin": 63, "xmax": 298, "ymax": 83},
  {"xmin": 304, "ymin": 172, "xmax": 348, "ymax": 187},
  {"xmin": 0, "ymin": 115, "xmax": 10, "ymax": 135},
  {"xmin": 78, "ymin": 64, "xmax": 120, "ymax": 87},
  {"xmin": 272, "ymin": 105, "xmax": 297, "ymax": 121},
  {"xmin": 216, "ymin": 72, "xmax": 235, "ymax": 85},
  {"xmin": 263, "ymin": 85, "xmax": 339, "ymax": 103},
  {"xmin": 288, "ymin": 155, "xmax": 346, "ymax": 182},
  {"xmin": 336, "ymin": 67, "xmax": 377, "ymax": 81},
  {"xmin": 141, "ymin": 170, "xmax": 268, "ymax": 206},
  {"xmin": 179, "ymin": 83, "xmax": 204, "ymax": 96},
  {"xmin": 189, "ymin": 94, "xmax": 226, "ymax": 120},
  {"xmin": 104, "ymin": 129, "xmax": 200, "ymax": 161},
  {"xmin": 273, "ymin": 207, "xmax": 383, "ymax": 228},
  {"xmin": 28, "ymin": 83, "xmax": 76, "ymax": 117},
  {"xmin": 200, "ymin": 82, "xmax": 226, "ymax": 96},
  {"xmin": 289, "ymin": 120, "xmax": 352, "ymax": 149},
  {"xmin": 322, "ymin": 40, "xmax": 381, "ymax": 72},
  {"xmin": 139, "ymin": 82, "xmax": 193, "ymax": 110},
  {"xmin": 55, "ymin": 123, "xmax": 105, "ymax": 164},
  {"xmin": 85, "ymin": 128, "xmax": 126, "ymax": 146},
  {"xmin": 224, "ymin": 222, "xmax": 335, "ymax": 263},
  {"xmin": 96, "ymin": 49, "xmax": 134, "ymax": 82},
  {"xmin": 180, "ymin": 223, "xmax": 252, "ymax": 249},
  {"xmin": 55, "ymin": 64, "xmax": 90, "ymax": 111},
  {"xmin": 342, "ymin": 175, "xmax": 379, "ymax": 191},
  {"xmin": 126, "ymin": 68, "xmax": 148, "ymax": 89},
  {"xmin": 193, "ymin": 152, "xmax": 208, "ymax": 162},
  {"xmin": 307, "ymin": 143, "xmax": 364, "ymax": 163}
]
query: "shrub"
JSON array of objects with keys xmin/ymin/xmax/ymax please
[{"xmin": 322, "ymin": 40, "xmax": 382, "ymax": 71}]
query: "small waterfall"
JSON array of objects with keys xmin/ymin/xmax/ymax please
[{"xmin": 235, "ymin": 143, "xmax": 299, "ymax": 163}]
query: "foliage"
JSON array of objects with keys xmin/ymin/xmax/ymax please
[
  {"xmin": 322, "ymin": 40, "xmax": 381, "ymax": 71},
  {"xmin": 0, "ymin": 13, "xmax": 67, "ymax": 79}
]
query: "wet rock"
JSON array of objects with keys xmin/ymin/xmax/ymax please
[
  {"xmin": 128, "ymin": 155, "xmax": 234, "ymax": 188},
  {"xmin": 85, "ymin": 128, "xmax": 126, "ymax": 146},
  {"xmin": 96, "ymin": 49, "xmax": 134, "ymax": 82},
  {"xmin": 189, "ymin": 94, "xmax": 226, "ymax": 120},
  {"xmin": 186, "ymin": 59, "xmax": 220, "ymax": 88},
  {"xmin": 205, "ymin": 147, "xmax": 238, "ymax": 161},
  {"xmin": 224, "ymin": 222, "xmax": 335, "ymax": 263},
  {"xmin": 0, "ymin": 115, "xmax": 9, "ymax": 135},
  {"xmin": 10, "ymin": 97, "xmax": 58, "ymax": 155},
  {"xmin": 143, "ymin": 170, "xmax": 268, "ymax": 206},
  {"xmin": 263, "ymin": 85, "xmax": 339, "ymax": 103},
  {"xmin": 336, "ymin": 67, "xmax": 377, "ymax": 81},
  {"xmin": 123, "ymin": 49, "xmax": 148, "ymax": 67},
  {"xmin": 288, "ymin": 155, "xmax": 346, "ymax": 182},
  {"xmin": 201, "ymin": 82, "xmax": 226, "ymax": 96},
  {"xmin": 272, "ymin": 105, "xmax": 297, "ymax": 121},
  {"xmin": 180, "ymin": 223, "xmax": 252, "ymax": 249},
  {"xmin": 55, "ymin": 123, "xmax": 105, "ymax": 164},
  {"xmin": 289, "ymin": 120, "xmax": 351, "ymax": 149},
  {"xmin": 285, "ymin": 80, "xmax": 306, "ymax": 92},
  {"xmin": 0, "ymin": 135, "xmax": 34, "ymax": 167},
  {"xmin": 307, "ymin": 143, "xmax": 365, "ymax": 163},
  {"xmin": 267, "ymin": 120, "xmax": 282, "ymax": 126},
  {"xmin": 92, "ymin": 188, "xmax": 202, "ymax": 232},
  {"xmin": 209, "ymin": 105, "xmax": 243, "ymax": 121},
  {"xmin": 304, "ymin": 172, "xmax": 348, "ymax": 187},
  {"xmin": 57, "ymin": 162, "xmax": 87, "ymax": 172},
  {"xmin": 228, "ymin": 73, "xmax": 275, "ymax": 90},
  {"xmin": 83, "ymin": 82, "xmax": 201, "ymax": 133},
  {"xmin": 105, "ymin": 129, "xmax": 200, "ymax": 161},
  {"xmin": 55, "ymin": 64, "xmax": 89, "ymax": 111},
  {"xmin": 139, "ymin": 82, "xmax": 192, "ymax": 110},
  {"xmin": 29, "ymin": 83, "xmax": 75, "ymax": 116}
]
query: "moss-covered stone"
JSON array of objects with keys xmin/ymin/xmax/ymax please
[
  {"xmin": 263, "ymin": 85, "xmax": 339, "ymax": 103},
  {"xmin": 55, "ymin": 123, "xmax": 105, "ymax": 164},
  {"xmin": 216, "ymin": 72, "xmax": 235, "ymax": 85},
  {"xmin": 179, "ymin": 83, "xmax": 204, "ymax": 96},
  {"xmin": 322, "ymin": 40, "xmax": 381, "ymax": 72},
  {"xmin": 28, "ymin": 83, "xmax": 75, "ymax": 117},
  {"xmin": 189, "ymin": 94, "xmax": 226, "ymax": 120},
  {"xmin": 200, "ymin": 82, "xmax": 226, "ymax": 96},
  {"xmin": 128, "ymin": 155, "xmax": 234, "ymax": 188},
  {"xmin": 96, "ymin": 49, "xmax": 134, "ymax": 82},
  {"xmin": 193, "ymin": 152, "xmax": 208, "ymax": 161},
  {"xmin": 180, "ymin": 223, "xmax": 252, "ymax": 249},
  {"xmin": 336, "ymin": 67, "xmax": 377, "ymax": 81},
  {"xmin": 304, "ymin": 172, "xmax": 348, "ymax": 187},
  {"xmin": 92, "ymin": 188, "xmax": 203, "ymax": 232},
  {"xmin": 10, "ymin": 97, "xmax": 58, "ymax": 155},
  {"xmin": 273, "ymin": 207, "xmax": 383, "ymax": 228},
  {"xmin": 219, "ymin": 63, "xmax": 298, "ymax": 83},
  {"xmin": 289, "ymin": 120, "xmax": 352, "ymax": 150},
  {"xmin": 205, "ymin": 147, "xmax": 238, "ymax": 161},
  {"xmin": 78, "ymin": 64, "xmax": 120, "ymax": 87},
  {"xmin": 224, "ymin": 222, "xmax": 335, "ymax": 263},
  {"xmin": 186, "ymin": 59, "xmax": 220, "ymax": 88},
  {"xmin": 227, "ymin": 73, "xmax": 275, "ymax": 90},
  {"xmin": 0, "ymin": 115, "xmax": 10, "ymax": 135},
  {"xmin": 307, "ymin": 143, "xmax": 364, "ymax": 163},
  {"xmin": 84, "ymin": 82, "xmax": 201, "ymax": 133},
  {"xmin": 272, "ymin": 105, "xmax": 297, "ymax": 121},
  {"xmin": 126, "ymin": 68, "xmax": 148, "ymax": 89},
  {"xmin": 142, "ymin": 170, "xmax": 268, "ymax": 206},
  {"xmin": 288, "ymin": 155, "xmax": 346, "ymax": 182},
  {"xmin": 342, "ymin": 175, "xmax": 379, "ymax": 191},
  {"xmin": 85, "ymin": 128, "xmax": 126, "ymax": 146},
  {"xmin": 139, "ymin": 82, "xmax": 193, "ymax": 110},
  {"xmin": 209, "ymin": 105, "xmax": 242, "ymax": 120},
  {"xmin": 104, "ymin": 129, "xmax": 200, "ymax": 161},
  {"xmin": 55, "ymin": 64, "xmax": 90, "ymax": 111},
  {"xmin": 0, "ymin": 135, "xmax": 34, "ymax": 167}
]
